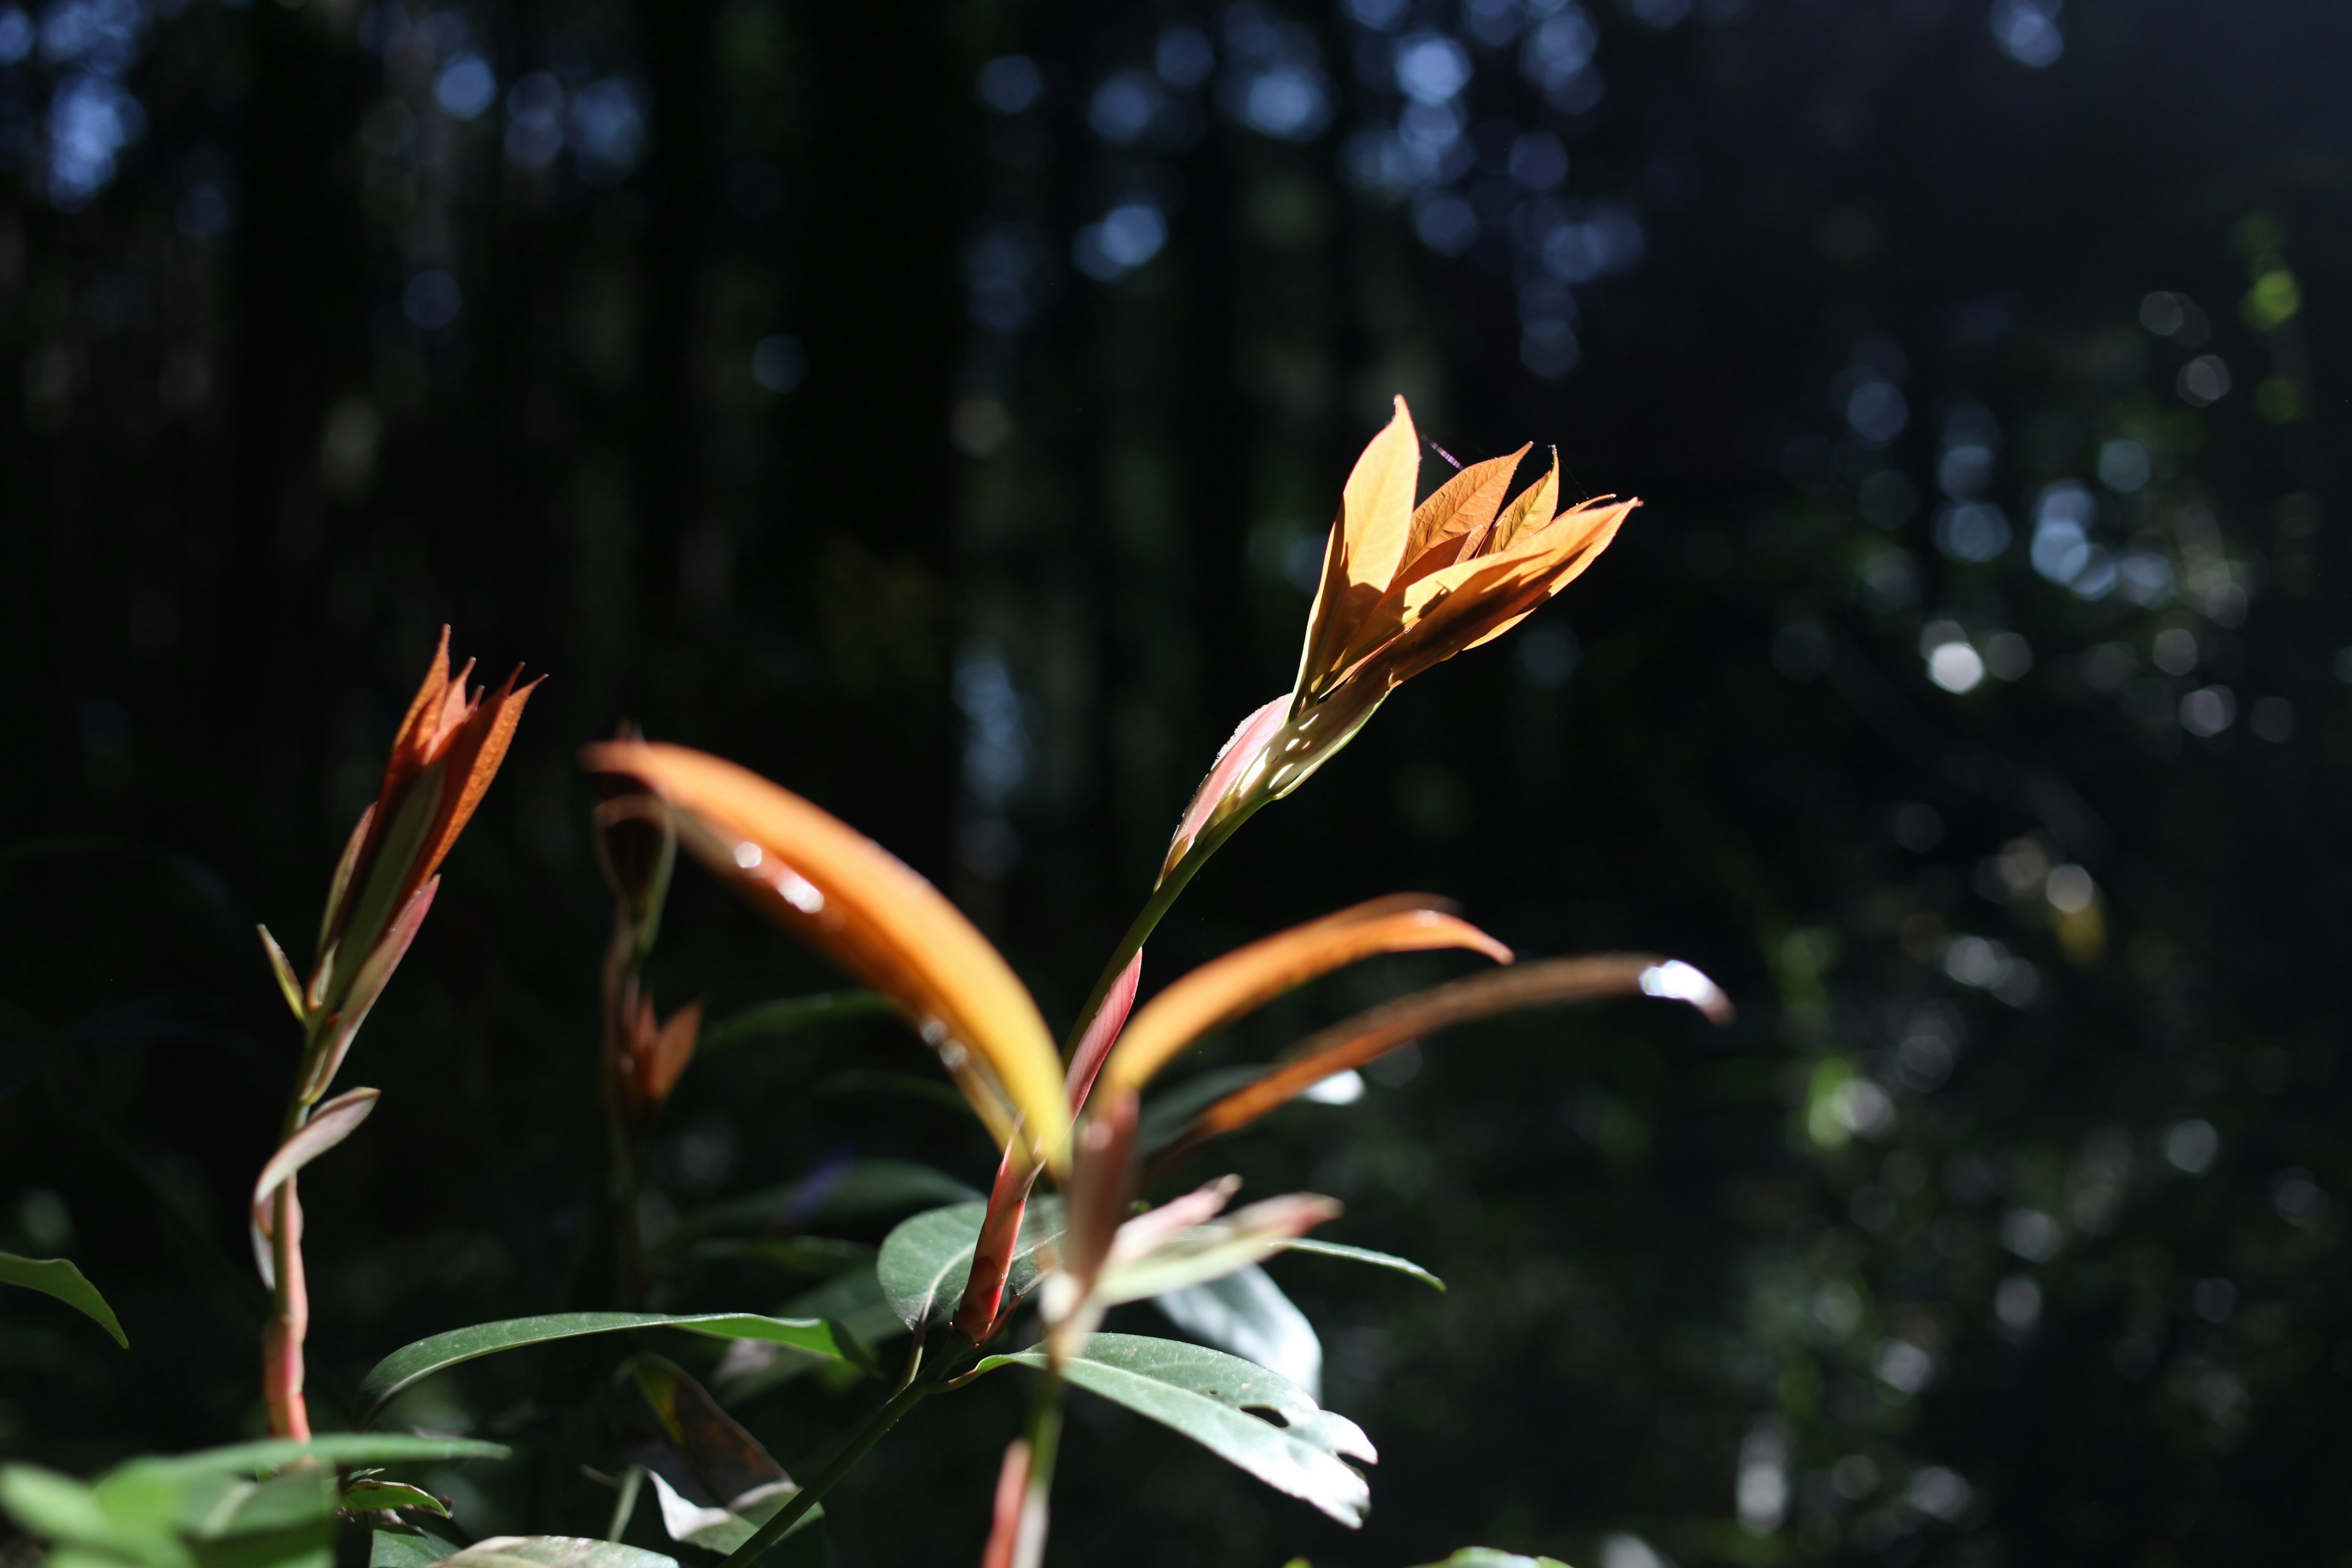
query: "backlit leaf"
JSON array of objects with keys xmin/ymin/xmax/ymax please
[
  {"xmin": 1152, "ymin": 1264, "xmax": 1322, "ymax": 1396},
  {"xmin": 977, "ymin": 1334, "xmax": 1376, "ymax": 1526},
  {"xmin": 1101, "ymin": 895, "xmax": 1510, "ymax": 1097}
]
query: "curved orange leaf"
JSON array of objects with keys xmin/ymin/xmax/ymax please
[
  {"xmin": 1172, "ymin": 954, "xmax": 1732, "ymax": 1155},
  {"xmin": 581, "ymin": 741, "xmax": 1071, "ymax": 1172},
  {"xmin": 1099, "ymin": 894, "xmax": 1512, "ymax": 1098}
]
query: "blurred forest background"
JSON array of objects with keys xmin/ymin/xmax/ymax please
[{"xmin": 2, "ymin": 0, "xmax": 2348, "ymax": 1564}]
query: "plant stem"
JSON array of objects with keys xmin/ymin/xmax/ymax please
[
  {"xmin": 599, "ymin": 918, "xmax": 649, "ymax": 1306},
  {"xmin": 1059, "ymin": 799, "xmax": 1267, "ymax": 1060},
  {"xmin": 263, "ymin": 1017, "xmax": 325, "ymax": 1441},
  {"xmin": 712, "ymin": 1351, "xmax": 958, "ymax": 1568},
  {"xmin": 1008, "ymin": 1362, "xmax": 1068, "ymax": 1568}
]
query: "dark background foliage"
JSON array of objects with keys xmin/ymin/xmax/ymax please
[{"xmin": 2, "ymin": 0, "xmax": 2348, "ymax": 1564}]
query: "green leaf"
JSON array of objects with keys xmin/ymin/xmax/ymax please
[
  {"xmin": 130, "ymin": 1438, "xmax": 511, "ymax": 1480},
  {"xmin": 808, "ymin": 1070, "xmax": 974, "ymax": 1114},
  {"xmin": 0, "ymin": 1464, "xmax": 190, "ymax": 1568},
  {"xmin": 683, "ymin": 1237, "xmax": 874, "ymax": 1278},
  {"xmin": 257, "ymin": 927, "xmax": 307, "ymax": 1024},
  {"xmin": 876, "ymin": 1198, "xmax": 1063, "ymax": 1332},
  {"xmin": 977, "ymin": 1333, "xmax": 1376, "ymax": 1526},
  {"xmin": 369, "ymin": 1526, "xmax": 462, "ymax": 1568},
  {"xmin": 0, "ymin": 1250, "xmax": 129, "ymax": 1346},
  {"xmin": 1153, "ymin": 1264, "xmax": 1322, "ymax": 1396},
  {"xmin": 341, "ymin": 1482, "xmax": 448, "ymax": 1517},
  {"xmin": 711, "ymin": 1269, "xmax": 905, "ymax": 1404},
  {"xmin": 425, "ymin": 1537, "xmax": 679, "ymax": 1568},
  {"xmin": 1411, "ymin": 1553, "xmax": 1574, "ymax": 1568},
  {"xmin": 666, "ymin": 1160, "xmax": 982, "ymax": 1251},
  {"xmin": 1279, "ymin": 1238, "xmax": 1445, "ymax": 1291},
  {"xmin": 356, "ymin": 1314, "xmax": 844, "ymax": 1425},
  {"xmin": 695, "ymin": 991, "xmax": 890, "ymax": 1054}
]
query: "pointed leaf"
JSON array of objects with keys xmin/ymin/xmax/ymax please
[
  {"xmin": 1279, "ymin": 1238, "xmax": 1444, "ymax": 1291},
  {"xmin": 1095, "ymin": 1196, "xmax": 1340, "ymax": 1307},
  {"xmin": 1178, "ymin": 954, "xmax": 1730, "ymax": 1148},
  {"xmin": 1158, "ymin": 696, "xmax": 1289, "ymax": 883},
  {"xmin": 252, "ymin": 1088, "xmax": 381, "ymax": 1222},
  {"xmin": 341, "ymin": 1482, "xmax": 447, "ymax": 1517},
  {"xmin": 1102, "ymin": 895, "xmax": 1512, "ymax": 1097},
  {"xmin": 579, "ymin": 742, "xmax": 1071, "ymax": 1172},
  {"xmin": 0, "ymin": 1250, "xmax": 128, "ymax": 1347},
  {"xmin": 695, "ymin": 991, "xmax": 892, "ymax": 1054},
  {"xmin": 663, "ymin": 1159, "xmax": 981, "ymax": 1251},
  {"xmin": 131, "ymin": 1438, "xmax": 510, "ymax": 1481},
  {"xmin": 425, "ymin": 1538, "xmax": 677, "ymax": 1568},
  {"xmin": 876, "ymin": 1198, "xmax": 1065, "ymax": 1331},
  {"xmin": 1153, "ymin": 1264, "xmax": 1322, "ymax": 1396},
  {"xmin": 258, "ymin": 927, "xmax": 306, "ymax": 1024},
  {"xmin": 355, "ymin": 1313, "xmax": 845, "ymax": 1425},
  {"xmin": 976, "ymin": 1334, "xmax": 1376, "ymax": 1526},
  {"xmin": 1298, "ymin": 395, "xmax": 1420, "ymax": 698}
]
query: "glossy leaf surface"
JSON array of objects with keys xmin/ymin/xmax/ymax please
[
  {"xmin": 425, "ymin": 1537, "xmax": 677, "ymax": 1568},
  {"xmin": 978, "ymin": 1333, "xmax": 1376, "ymax": 1526},
  {"xmin": 876, "ymin": 1198, "xmax": 1064, "ymax": 1331},
  {"xmin": 1152, "ymin": 1263, "xmax": 1322, "ymax": 1396},
  {"xmin": 356, "ymin": 1314, "xmax": 842, "ymax": 1423}
]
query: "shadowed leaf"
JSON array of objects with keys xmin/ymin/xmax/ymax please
[{"xmin": 0, "ymin": 1250, "xmax": 128, "ymax": 1347}]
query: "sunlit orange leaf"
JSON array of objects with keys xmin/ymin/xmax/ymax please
[
  {"xmin": 581, "ymin": 741, "xmax": 1072, "ymax": 1172},
  {"xmin": 1169, "ymin": 955, "xmax": 1732, "ymax": 1157},
  {"xmin": 1162, "ymin": 401, "xmax": 1635, "ymax": 879},
  {"xmin": 1098, "ymin": 894, "xmax": 1512, "ymax": 1098},
  {"xmin": 324, "ymin": 628, "xmax": 540, "ymax": 995}
]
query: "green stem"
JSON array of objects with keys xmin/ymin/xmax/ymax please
[
  {"xmin": 1006, "ymin": 1360, "xmax": 1068, "ymax": 1568},
  {"xmin": 712, "ymin": 1349, "xmax": 960, "ymax": 1568},
  {"xmin": 1060, "ymin": 799, "xmax": 1268, "ymax": 1059}
]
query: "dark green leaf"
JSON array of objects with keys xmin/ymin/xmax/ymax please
[
  {"xmin": 684, "ymin": 1238, "xmax": 874, "ymax": 1278},
  {"xmin": 369, "ymin": 1526, "xmax": 462, "ymax": 1568},
  {"xmin": 1278, "ymin": 1238, "xmax": 1445, "ymax": 1291},
  {"xmin": 710, "ymin": 1269, "xmax": 903, "ymax": 1404},
  {"xmin": 976, "ymin": 1334, "xmax": 1376, "ymax": 1526},
  {"xmin": 695, "ymin": 992, "xmax": 889, "ymax": 1054},
  {"xmin": 1139, "ymin": 1067, "xmax": 1267, "ymax": 1152},
  {"xmin": 130, "ymin": 1438, "xmax": 511, "ymax": 1480},
  {"xmin": 341, "ymin": 1482, "xmax": 448, "ymax": 1517},
  {"xmin": 0, "ymin": 1249, "xmax": 128, "ymax": 1346},
  {"xmin": 426, "ymin": 1537, "xmax": 679, "ymax": 1568},
  {"xmin": 875, "ymin": 1197, "xmax": 1063, "ymax": 1332},
  {"xmin": 661, "ymin": 1160, "xmax": 981, "ymax": 1253},
  {"xmin": 808, "ymin": 1070, "xmax": 975, "ymax": 1114},
  {"xmin": 355, "ymin": 1314, "xmax": 843, "ymax": 1424}
]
